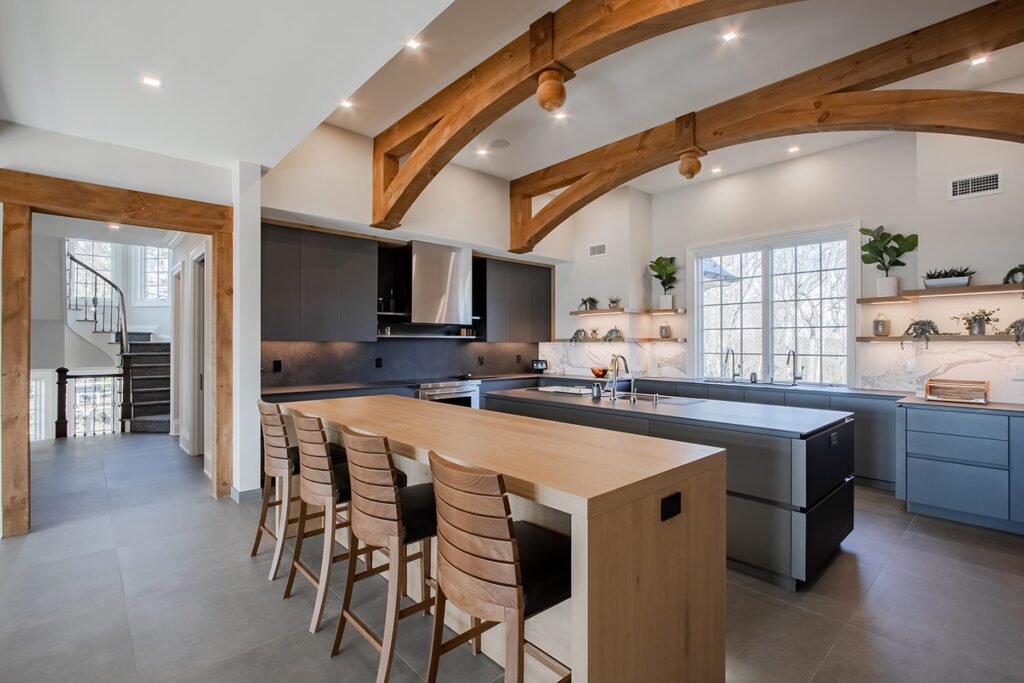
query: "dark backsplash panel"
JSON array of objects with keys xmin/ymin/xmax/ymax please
[{"xmin": 261, "ymin": 340, "xmax": 539, "ymax": 387}]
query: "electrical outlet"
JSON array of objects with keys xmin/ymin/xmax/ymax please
[
  {"xmin": 515, "ymin": 354, "xmax": 522, "ymax": 363},
  {"xmin": 1011, "ymin": 361, "xmax": 1024, "ymax": 381},
  {"xmin": 272, "ymin": 360, "xmax": 282, "ymax": 373},
  {"xmin": 375, "ymin": 357, "xmax": 383, "ymax": 369},
  {"xmin": 477, "ymin": 356, "xmax": 484, "ymax": 366}
]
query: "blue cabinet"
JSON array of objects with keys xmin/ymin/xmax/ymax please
[{"xmin": 1012, "ymin": 418, "xmax": 1024, "ymax": 524}]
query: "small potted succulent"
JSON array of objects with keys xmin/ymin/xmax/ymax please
[
  {"xmin": 1008, "ymin": 319, "xmax": 1024, "ymax": 345},
  {"xmin": 923, "ymin": 266, "xmax": 975, "ymax": 289},
  {"xmin": 951, "ymin": 308, "xmax": 999, "ymax": 336},
  {"xmin": 860, "ymin": 226, "xmax": 918, "ymax": 297},
  {"xmin": 649, "ymin": 256, "xmax": 678, "ymax": 309},
  {"xmin": 579, "ymin": 296, "xmax": 599, "ymax": 311},
  {"xmin": 1004, "ymin": 264, "xmax": 1024, "ymax": 286},
  {"xmin": 608, "ymin": 296, "xmax": 621, "ymax": 309},
  {"xmin": 901, "ymin": 319, "xmax": 941, "ymax": 349}
]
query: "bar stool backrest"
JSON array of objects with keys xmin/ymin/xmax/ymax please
[
  {"xmin": 257, "ymin": 400, "xmax": 292, "ymax": 478},
  {"xmin": 428, "ymin": 451, "xmax": 524, "ymax": 622},
  {"xmin": 339, "ymin": 425, "xmax": 404, "ymax": 548},
  {"xmin": 291, "ymin": 411, "xmax": 338, "ymax": 506}
]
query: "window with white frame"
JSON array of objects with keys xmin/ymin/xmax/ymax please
[
  {"xmin": 68, "ymin": 238, "xmax": 114, "ymax": 301},
  {"xmin": 29, "ymin": 377, "xmax": 45, "ymax": 441},
  {"xmin": 137, "ymin": 246, "xmax": 170, "ymax": 303},
  {"xmin": 696, "ymin": 231, "xmax": 851, "ymax": 385}
]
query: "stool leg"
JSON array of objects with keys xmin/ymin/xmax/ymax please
[
  {"xmin": 420, "ymin": 537, "xmax": 432, "ymax": 615},
  {"xmin": 250, "ymin": 474, "xmax": 273, "ymax": 557},
  {"xmin": 471, "ymin": 617, "xmax": 481, "ymax": 655},
  {"xmin": 425, "ymin": 589, "xmax": 448, "ymax": 683},
  {"xmin": 376, "ymin": 538, "xmax": 406, "ymax": 683},
  {"xmin": 283, "ymin": 500, "xmax": 308, "ymax": 599},
  {"xmin": 331, "ymin": 527, "xmax": 359, "ymax": 657},
  {"xmin": 268, "ymin": 473, "xmax": 290, "ymax": 580},
  {"xmin": 504, "ymin": 608, "xmax": 525, "ymax": 683},
  {"xmin": 310, "ymin": 498, "xmax": 336, "ymax": 633}
]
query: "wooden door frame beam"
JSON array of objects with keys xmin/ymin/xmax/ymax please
[
  {"xmin": 509, "ymin": 0, "xmax": 1024, "ymax": 252},
  {"xmin": 0, "ymin": 170, "xmax": 234, "ymax": 537},
  {"xmin": 370, "ymin": 0, "xmax": 804, "ymax": 229}
]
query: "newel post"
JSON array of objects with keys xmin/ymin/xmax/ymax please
[
  {"xmin": 55, "ymin": 367, "xmax": 68, "ymax": 439},
  {"xmin": 120, "ymin": 353, "xmax": 133, "ymax": 432}
]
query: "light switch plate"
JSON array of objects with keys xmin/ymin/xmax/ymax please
[{"xmin": 1011, "ymin": 361, "xmax": 1024, "ymax": 381}]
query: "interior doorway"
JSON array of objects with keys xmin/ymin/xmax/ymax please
[
  {"xmin": 192, "ymin": 253, "xmax": 206, "ymax": 461},
  {"xmin": 170, "ymin": 264, "xmax": 183, "ymax": 435}
]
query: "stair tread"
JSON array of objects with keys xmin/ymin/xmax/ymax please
[
  {"xmin": 132, "ymin": 363, "xmax": 170, "ymax": 368},
  {"xmin": 134, "ymin": 399, "xmax": 170, "ymax": 406},
  {"xmin": 133, "ymin": 387, "xmax": 168, "ymax": 393}
]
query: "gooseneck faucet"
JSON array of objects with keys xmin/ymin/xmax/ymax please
[
  {"xmin": 608, "ymin": 354, "xmax": 634, "ymax": 402},
  {"xmin": 723, "ymin": 348, "xmax": 739, "ymax": 382},
  {"xmin": 786, "ymin": 349, "xmax": 803, "ymax": 385}
]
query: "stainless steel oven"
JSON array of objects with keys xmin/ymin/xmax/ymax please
[{"xmin": 416, "ymin": 380, "xmax": 481, "ymax": 409}]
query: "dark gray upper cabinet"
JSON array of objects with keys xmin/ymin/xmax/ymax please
[
  {"xmin": 480, "ymin": 259, "xmax": 551, "ymax": 343},
  {"xmin": 261, "ymin": 224, "xmax": 301, "ymax": 340},
  {"xmin": 261, "ymin": 225, "xmax": 377, "ymax": 342}
]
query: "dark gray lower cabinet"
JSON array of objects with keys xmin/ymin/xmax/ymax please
[
  {"xmin": 744, "ymin": 388, "xmax": 785, "ymax": 406},
  {"xmin": 553, "ymin": 406, "xmax": 649, "ymax": 435},
  {"xmin": 830, "ymin": 396, "xmax": 897, "ymax": 485},
  {"xmin": 907, "ymin": 457, "xmax": 1008, "ymax": 520},
  {"xmin": 785, "ymin": 392, "xmax": 830, "ymax": 409},
  {"xmin": 1013, "ymin": 418, "xmax": 1024, "ymax": 524},
  {"xmin": 480, "ymin": 378, "xmax": 539, "ymax": 409},
  {"xmin": 707, "ymin": 385, "xmax": 745, "ymax": 402}
]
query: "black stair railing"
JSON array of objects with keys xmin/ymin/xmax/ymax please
[
  {"xmin": 66, "ymin": 251, "xmax": 130, "ymax": 356},
  {"xmin": 55, "ymin": 367, "xmax": 126, "ymax": 437}
]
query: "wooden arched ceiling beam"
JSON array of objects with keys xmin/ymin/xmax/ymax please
[
  {"xmin": 512, "ymin": 89, "xmax": 1024, "ymax": 252},
  {"xmin": 370, "ymin": 0, "xmax": 804, "ymax": 229},
  {"xmin": 509, "ymin": 0, "xmax": 1024, "ymax": 253}
]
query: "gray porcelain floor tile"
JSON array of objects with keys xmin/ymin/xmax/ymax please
[
  {"xmin": 285, "ymin": 534, "xmax": 390, "ymax": 611},
  {"xmin": 110, "ymin": 495, "xmax": 254, "ymax": 546},
  {"xmin": 727, "ymin": 551, "xmax": 884, "ymax": 623},
  {"xmin": 850, "ymin": 562, "xmax": 1024, "ymax": 681},
  {"xmin": 725, "ymin": 583, "xmax": 844, "ymax": 683},
  {"xmin": 0, "ymin": 598, "xmax": 137, "ymax": 683},
  {"xmin": 901, "ymin": 514, "xmax": 1024, "ymax": 562},
  {"xmin": 0, "ymin": 511, "xmax": 117, "ymax": 570},
  {"xmin": 810, "ymin": 624, "xmax": 1006, "ymax": 683},
  {"xmin": 29, "ymin": 487, "xmax": 111, "ymax": 526},
  {"xmin": 884, "ymin": 541, "xmax": 1024, "ymax": 607}
]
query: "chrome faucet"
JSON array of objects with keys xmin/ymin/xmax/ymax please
[
  {"xmin": 609, "ymin": 354, "xmax": 634, "ymax": 402},
  {"xmin": 723, "ymin": 348, "xmax": 739, "ymax": 382},
  {"xmin": 786, "ymin": 349, "xmax": 803, "ymax": 385}
]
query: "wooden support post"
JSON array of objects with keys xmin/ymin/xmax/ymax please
[
  {"xmin": 55, "ymin": 367, "xmax": 68, "ymax": 439},
  {"xmin": 2, "ymin": 203, "xmax": 32, "ymax": 537},
  {"xmin": 212, "ymin": 230, "xmax": 234, "ymax": 498}
]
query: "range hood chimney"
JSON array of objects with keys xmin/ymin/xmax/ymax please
[{"xmin": 410, "ymin": 241, "xmax": 473, "ymax": 325}]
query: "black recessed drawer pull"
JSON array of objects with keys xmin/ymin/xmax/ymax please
[{"xmin": 661, "ymin": 492, "xmax": 682, "ymax": 521}]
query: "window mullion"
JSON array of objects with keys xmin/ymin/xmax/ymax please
[{"xmin": 762, "ymin": 246, "xmax": 772, "ymax": 379}]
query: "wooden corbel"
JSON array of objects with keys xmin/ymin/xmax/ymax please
[
  {"xmin": 530, "ymin": 13, "xmax": 575, "ymax": 112},
  {"xmin": 674, "ymin": 113, "xmax": 706, "ymax": 179}
]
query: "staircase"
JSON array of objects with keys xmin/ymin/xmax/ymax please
[{"xmin": 67, "ymin": 250, "xmax": 172, "ymax": 434}]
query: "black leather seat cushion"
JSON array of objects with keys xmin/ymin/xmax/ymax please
[
  {"xmin": 285, "ymin": 442, "xmax": 346, "ymax": 475},
  {"xmin": 400, "ymin": 483, "xmax": 438, "ymax": 544},
  {"xmin": 515, "ymin": 521, "xmax": 571, "ymax": 618}
]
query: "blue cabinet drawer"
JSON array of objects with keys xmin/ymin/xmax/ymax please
[
  {"xmin": 907, "ymin": 457, "xmax": 1009, "ymax": 520},
  {"xmin": 907, "ymin": 431, "xmax": 1008, "ymax": 468},
  {"xmin": 675, "ymin": 383, "xmax": 709, "ymax": 399},
  {"xmin": 907, "ymin": 408, "xmax": 1007, "ymax": 440}
]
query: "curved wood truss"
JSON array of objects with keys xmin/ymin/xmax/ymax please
[
  {"xmin": 509, "ymin": 0, "xmax": 1024, "ymax": 253},
  {"xmin": 370, "ymin": 0, "xmax": 804, "ymax": 229}
]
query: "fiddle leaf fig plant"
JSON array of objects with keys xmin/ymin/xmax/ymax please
[
  {"xmin": 648, "ymin": 256, "xmax": 678, "ymax": 294},
  {"xmin": 860, "ymin": 226, "xmax": 918, "ymax": 277}
]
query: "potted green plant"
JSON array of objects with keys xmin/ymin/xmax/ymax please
[
  {"xmin": 860, "ymin": 226, "xmax": 918, "ymax": 297},
  {"xmin": 923, "ymin": 266, "xmax": 975, "ymax": 289},
  {"xmin": 608, "ymin": 296, "xmax": 621, "ymax": 309},
  {"xmin": 901, "ymin": 319, "xmax": 941, "ymax": 349},
  {"xmin": 951, "ymin": 308, "xmax": 999, "ymax": 336},
  {"xmin": 1007, "ymin": 319, "xmax": 1024, "ymax": 345},
  {"xmin": 579, "ymin": 296, "xmax": 599, "ymax": 311},
  {"xmin": 649, "ymin": 256, "xmax": 678, "ymax": 309},
  {"xmin": 1004, "ymin": 264, "xmax": 1024, "ymax": 285}
]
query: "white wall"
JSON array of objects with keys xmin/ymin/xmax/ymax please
[{"xmin": 261, "ymin": 124, "xmax": 575, "ymax": 262}]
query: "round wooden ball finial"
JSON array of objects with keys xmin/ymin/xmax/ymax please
[
  {"xmin": 677, "ymin": 150, "xmax": 702, "ymax": 179},
  {"xmin": 536, "ymin": 69, "xmax": 566, "ymax": 112}
]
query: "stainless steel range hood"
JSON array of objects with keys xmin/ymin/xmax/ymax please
[{"xmin": 410, "ymin": 241, "xmax": 473, "ymax": 325}]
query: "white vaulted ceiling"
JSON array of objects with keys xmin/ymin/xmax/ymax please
[
  {"xmin": 0, "ymin": 0, "xmax": 451, "ymax": 167},
  {"xmin": 327, "ymin": 0, "xmax": 1024, "ymax": 194}
]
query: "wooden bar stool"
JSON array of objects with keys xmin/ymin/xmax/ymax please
[
  {"xmin": 425, "ymin": 450, "xmax": 572, "ymax": 683},
  {"xmin": 332, "ymin": 425, "xmax": 438, "ymax": 683},
  {"xmin": 283, "ymin": 410, "xmax": 365, "ymax": 633},
  {"xmin": 250, "ymin": 400, "xmax": 303, "ymax": 581}
]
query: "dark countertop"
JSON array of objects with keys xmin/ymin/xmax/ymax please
[
  {"xmin": 262, "ymin": 373, "xmax": 541, "ymax": 396},
  {"xmin": 543, "ymin": 374, "xmax": 905, "ymax": 399},
  {"xmin": 487, "ymin": 388, "xmax": 853, "ymax": 439},
  {"xmin": 897, "ymin": 395, "xmax": 1024, "ymax": 416}
]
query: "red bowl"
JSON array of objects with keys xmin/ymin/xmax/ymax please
[{"xmin": 590, "ymin": 367, "xmax": 609, "ymax": 378}]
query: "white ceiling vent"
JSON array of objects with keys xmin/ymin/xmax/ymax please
[
  {"xmin": 949, "ymin": 171, "xmax": 1002, "ymax": 201},
  {"xmin": 588, "ymin": 243, "xmax": 607, "ymax": 257}
]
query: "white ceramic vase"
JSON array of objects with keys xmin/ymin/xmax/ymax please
[
  {"xmin": 876, "ymin": 276, "xmax": 899, "ymax": 297},
  {"xmin": 658, "ymin": 294, "xmax": 674, "ymax": 310}
]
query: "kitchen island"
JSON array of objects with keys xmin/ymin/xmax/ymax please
[
  {"xmin": 486, "ymin": 388, "xmax": 856, "ymax": 590},
  {"xmin": 285, "ymin": 394, "xmax": 726, "ymax": 682}
]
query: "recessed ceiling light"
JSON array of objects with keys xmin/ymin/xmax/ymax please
[
  {"xmin": 971, "ymin": 56, "xmax": 988, "ymax": 66},
  {"xmin": 475, "ymin": 149, "xmax": 488, "ymax": 156},
  {"xmin": 489, "ymin": 139, "xmax": 510, "ymax": 149},
  {"xmin": 712, "ymin": 167, "xmax": 723, "ymax": 174},
  {"xmin": 554, "ymin": 111, "xmax": 567, "ymax": 120},
  {"xmin": 141, "ymin": 75, "xmax": 163, "ymax": 88},
  {"xmin": 406, "ymin": 38, "xmax": 421, "ymax": 50},
  {"xmin": 788, "ymin": 146, "xmax": 801, "ymax": 153},
  {"xmin": 722, "ymin": 31, "xmax": 739, "ymax": 42},
  {"xmin": 340, "ymin": 99, "xmax": 353, "ymax": 109},
  {"xmin": 108, "ymin": 223, "xmax": 120, "ymax": 230}
]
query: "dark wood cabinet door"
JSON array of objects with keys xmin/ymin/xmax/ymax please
[
  {"xmin": 261, "ymin": 224, "xmax": 301, "ymax": 340},
  {"xmin": 338, "ymin": 236, "xmax": 378, "ymax": 342},
  {"xmin": 509, "ymin": 263, "xmax": 533, "ymax": 342},
  {"xmin": 530, "ymin": 265, "xmax": 552, "ymax": 342},
  {"xmin": 299, "ymin": 230, "xmax": 343, "ymax": 340},
  {"xmin": 485, "ymin": 259, "xmax": 511, "ymax": 342}
]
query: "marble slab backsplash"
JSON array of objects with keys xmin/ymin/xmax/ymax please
[{"xmin": 539, "ymin": 342, "xmax": 688, "ymax": 378}]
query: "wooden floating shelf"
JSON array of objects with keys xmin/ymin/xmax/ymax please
[
  {"xmin": 569, "ymin": 307, "xmax": 687, "ymax": 316},
  {"xmin": 648, "ymin": 308, "xmax": 687, "ymax": 315},
  {"xmin": 857, "ymin": 335, "xmax": 1015, "ymax": 343},
  {"xmin": 857, "ymin": 283, "xmax": 1023, "ymax": 304},
  {"xmin": 554, "ymin": 337, "xmax": 687, "ymax": 343},
  {"xmin": 570, "ymin": 307, "xmax": 633, "ymax": 316}
]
